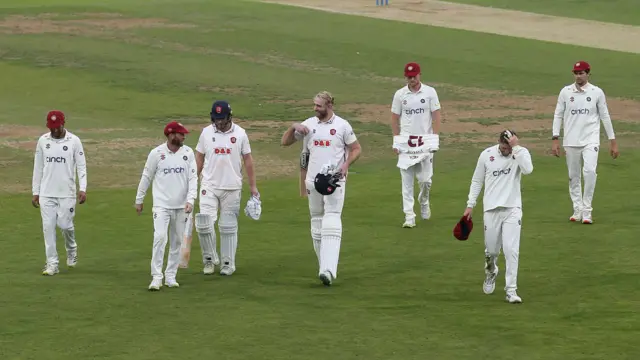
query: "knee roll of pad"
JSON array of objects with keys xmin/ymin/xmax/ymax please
[
  {"xmin": 218, "ymin": 212, "xmax": 238, "ymax": 234},
  {"xmin": 321, "ymin": 213, "xmax": 342, "ymax": 238},
  {"xmin": 311, "ymin": 217, "xmax": 322, "ymax": 239},
  {"xmin": 195, "ymin": 213, "xmax": 214, "ymax": 234}
]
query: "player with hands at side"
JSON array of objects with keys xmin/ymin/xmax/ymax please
[
  {"xmin": 32, "ymin": 110, "xmax": 87, "ymax": 276},
  {"xmin": 551, "ymin": 60, "xmax": 619, "ymax": 224},
  {"xmin": 194, "ymin": 100, "xmax": 259, "ymax": 277},
  {"xmin": 135, "ymin": 121, "xmax": 198, "ymax": 291},
  {"xmin": 463, "ymin": 130, "xmax": 533, "ymax": 304}
]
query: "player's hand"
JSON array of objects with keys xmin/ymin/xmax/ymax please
[
  {"xmin": 293, "ymin": 123, "xmax": 310, "ymax": 135},
  {"xmin": 250, "ymin": 187, "xmax": 260, "ymax": 198},
  {"xmin": 610, "ymin": 139, "xmax": 619, "ymax": 159},
  {"xmin": 78, "ymin": 191, "xmax": 87, "ymax": 204},
  {"xmin": 393, "ymin": 148, "xmax": 400, "ymax": 155},
  {"xmin": 551, "ymin": 140, "xmax": 561, "ymax": 157},
  {"xmin": 135, "ymin": 203, "xmax": 143, "ymax": 215},
  {"xmin": 31, "ymin": 195, "xmax": 40, "ymax": 208},
  {"xmin": 185, "ymin": 203, "xmax": 193, "ymax": 214},
  {"xmin": 463, "ymin": 207, "xmax": 473, "ymax": 220},
  {"xmin": 507, "ymin": 134, "xmax": 519, "ymax": 147},
  {"xmin": 338, "ymin": 163, "xmax": 349, "ymax": 178}
]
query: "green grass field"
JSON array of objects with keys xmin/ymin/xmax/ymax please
[{"xmin": 1, "ymin": 0, "xmax": 639, "ymax": 359}]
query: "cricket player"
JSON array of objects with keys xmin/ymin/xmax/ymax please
[
  {"xmin": 135, "ymin": 121, "xmax": 197, "ymax": 291},
  {"xmin": 552, "ymin": 60, "xmax": 619, "ymax": 224},
  {"xmin": 32, "ymin": 110, "xmax": 87, "ymax": 276},
  {"xmin": 463, "ymin": 130, "xmax": 533, "ymax": 304},
  {"xmin": 281, "ymin": 91, "xmax": 362, "ymax": 286},
  {"xmin": 194, "ymin": 100, "xmax": 259, "ymax": 276},
  {"xmin": 391, "ymin": 62, "xmax": 442, "ymax": 228}
]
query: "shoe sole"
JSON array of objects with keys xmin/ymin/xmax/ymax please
[
  {"xmin": 319, "ymin": 273, "xmax": 332, "ymax": 286},
  {"xmin": 148, "ymin": 286, "xmax": 161, "ymax": 291},
  {"xmin": 402, "ymin": 224, "xmax": 416, "ymax": 228}
]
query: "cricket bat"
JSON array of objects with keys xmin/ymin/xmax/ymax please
[{"xmin": 179, "ymin": 212, "xmax": 194, "ymax": 268}]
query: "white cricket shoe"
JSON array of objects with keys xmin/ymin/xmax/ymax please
[
  {"xmin": 220, "ymin": 266, "xmax": 235, "ymax": 276},
  {"xmin": 505, "ymin": 290, "xmax": 522, "ymax": 304},
  {"xmin": 483, "ymin": 268, "xmax": 498, "ymax": 295},
  {"xmin": 421, "ymin": 204, "xmax": 431, "ymax": 220},
  {"xmin": 569, "ymin": 211, "xmax": 582, "ymax": 222},
  {"xmin": 42, "ymin": 264, "xmax": 59, "ymax": 276},
  {"xmin": 203, "ymin": 260, "xmax": 215, "ymax": 275},
  {"xmin": 165, "ymin": 278, "xmax": 179, "ymax": 288},
  {"xmin": 319, "ymin": 271, "xmax": 333, "ymax": 286},
  {"xmin": 581, "ymin": 210, "xmax": 593, "ymax": 224},
  {"xmin": 148, "ymin": 278, "xmax": 162, "ymax": 291},
  {"xmin": 67, "ymin": 252, "xmax": 78, "ymax": 268},
  {"xmin": 402, "ymin": 219, "xmax": 416, "ymax": 228}
]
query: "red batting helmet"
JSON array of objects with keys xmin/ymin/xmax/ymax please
[
  {"xmin": 46, "ymin": 110, "xmax": 65, "ymax": 129},
  {"xmin": 573, "ymin": 61, "xmax": 590, "ymax": 72},
  {"xmin": 164, "ymin": 121, "xmax": 189, "ymax": 136}
]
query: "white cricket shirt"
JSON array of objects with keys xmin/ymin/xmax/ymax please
[
  {"xmin": 552, "ymin": 82, "xmax": 615, "ymax": 146},
  {"xmin": 135, "ymin": 143, "xmax": 198, "ymax": 209},
  {"xmin": 196, "ymin": 123, "xmax": 251, "ymax": 190},
  {"xmin": 295, "ymin": 113, "xmax": 357, "ymax": 182},
  {"xmin": 391, "ymin": 83, "xmax": 441, "ymax": 136},
  {"xmin": 32, "ymin": 131, "xmax": 87, "ymax": 198},
  {"xmin": 466, "ymin": 144, "xmax": 534, "ymax": 212}
]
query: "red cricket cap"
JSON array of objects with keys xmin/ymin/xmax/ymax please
[
  {"xmin": 453, "ymin": 216, "xmax": 473, "ymax": 241},
  {"xmin": 573, "ymin": 61, "xmax": 590, "ymax": 72},
  {"xmin": 404, "ymin": 62, "xmax": 421, "ymax": 77},
  {"xmin": 164, "ymin": 121, "xmax": 189, "ymax": 136},
  {"xmin": 46, "ymin": 110, "xmax": 65, "ymax": 129}
]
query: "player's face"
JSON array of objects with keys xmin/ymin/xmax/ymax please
[
  {"xmin": 213, "ymin": 117, "xmax": 231, "ymax": 132},
  {"xmin": 170, "ymin": 133, "xmax": 185, "ymax": 147},
  {"xmin": 313, "ymin": 97, "xmax": 330, "ymax": 119},
  {"xmin": 499, "ymin": 142, "xmax": 512, "ymax": 156},
  {"xmin": 573, "ymin": 70, "xmax": 588, "ymax": 86},
  {"xmin": 49, "ymin": 125, "xmax": 64, "ymax": 139},
  {"xmin": 405, "ymin": 74, "xmax": 420, "ymax": 88}
]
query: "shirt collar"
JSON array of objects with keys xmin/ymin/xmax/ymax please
[
  {"xmin": 317, "ymin": 113, "xmax": 336, "ymax": 124},
  {"xmin": 404, "ymin": 83, "xmax": 424, "ymax": 94},
  {"xmin": 214, "ymin": 123, "xmax": 235, "ymax": 134},
  {"xmin": 571, "ymin": 82, "xmax": 591, "ymax": 93}
]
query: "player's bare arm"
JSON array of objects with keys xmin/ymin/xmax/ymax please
[
  {"xmin": 281, "ymin": 123, "xmax": 309, "ymax": 146},
  {"xmin": 339, "ymin": 140, "xmax": 362, "ymax": 177},
  {"xmin": 242, "ymin": 153, "xmax": 259, "ymax": 197},
  {"xmin": 195, "ymin": 150, "xmax": 205, "ymax": 177}
]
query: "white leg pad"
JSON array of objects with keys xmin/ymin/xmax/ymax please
[
  {"xmin": 320, "ymin": 213, "xmax": 342, "ymax": 279},
  {"xmin": 311, "ymin": 217, "xmax": 322, "ymax": 265},
  {"xmin": 195, "ymin": 213, "xmax": 219, "ymax": 265},
  {"xmin": 219, "ymin": 212, "xmax": 238, "ymax": 270}
]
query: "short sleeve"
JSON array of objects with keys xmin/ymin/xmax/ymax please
[
  {"xmin": 241, "ymin": 132, "xmax": 251, "ymax": 155},
  {"xmin": 391, "ymin": 90, "xmax": 402, "ymax": 115},
  {"xmin": 429, "ymin": 88, "xmax": 441, "ymax": 112},
  {"xmin": 196, "ymin": 129, "xmax": 206, "ymax": 154},
  {"xmin": 343, "ymin": 122, "xmax": 357, "ymax": 145}
]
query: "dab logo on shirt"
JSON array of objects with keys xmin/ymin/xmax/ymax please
[
  {"xmin": 313, "ymin": 140, "xmax": 331, "ymax": 147},
  {"xmin": 214, "ymin": 147, "xmax": 232, "ymax": 154}
]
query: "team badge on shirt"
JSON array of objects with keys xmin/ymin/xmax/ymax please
[
  {"xmin": 420, "ymin": 99, "xmax": 425, "ymax": 103},
  {"xmin": 231, "ymin": 137, "xmax": 236, "ymax": 144},
  {"xmin": 63, "ymin": 146, "xmax": 68, "ymax": 151},
  {"xmin": 160, "ymin": 154, "xmax": 165, "ymax": 160},
  {"xmin": 587, "ymin": 97, "xmax": 591, "ymax": 102},
  {"xmin": 490, "ymin": 156, "xmax": 495, "ymax": 162},
  {"xmin": 183, "ymin": 155, "xmax": 188, "ymax": 161},
  {"xmin": 330, "ymin": 129, "xmax": 336, "ymax": 135},
  {"xmin": 570, "ymin": 97, "xmax": 574, "ymax": 102}
]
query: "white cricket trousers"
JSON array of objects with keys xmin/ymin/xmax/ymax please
[
  {"xmin": 400, "ymin": 154, "xmax": 433, "ymax": 221},
  {"xmin": 151, "ymin": 207, "xmax": 189, "ymax": 280},
  {"xmin": 40, "ymin": 196, "xmax": 78, "ymax": 267},
  {"xmin": 199, "ymin": 187, "xmax": 241, "ymax": 269},
  {"xmin": 564, "ymin": 145, "xmax": 599, "ymax": 213},
  {"xmin": 305, "ymin": 179, "xmax": 346, "ymax": 279},
  {"xmin": 483, "ymin": 207, "xmax": 522, "ymax": 292}
]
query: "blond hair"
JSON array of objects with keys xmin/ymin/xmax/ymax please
[{"xmin": 315, "ymin": 91, "xmax": 335, "ymax": 107}]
